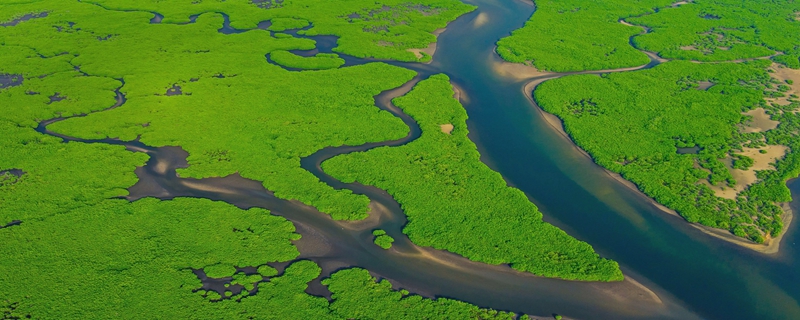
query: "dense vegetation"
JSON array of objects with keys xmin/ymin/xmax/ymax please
[
  {"xmin": 269, "ymin": 50, "xmax": 345, "ymax": 70},
  {"xmin": 0, "ymin": 0, "xmax": 623, "ymax": 317},
  {"xmin": 535, "ymin": 60, "xmax": 799, "ymax": 242},
  {"xmin": 324, "ymin": 75, "xmax": 622, "ymax": 280},
  {"xmin": 80, "ymin": 0, "xmax": 475, "ymax": 62},
  {"xmin": 372, "ymin": 229, "xmax": 395, "ymax": 249},
  {"xmin": 497, "ymin": 0, "xmax": 800, "ymax": 71},
  {"xmin": 496, "ymin": 0, "xmax": 674, "ymax": 72},
  {"xmin": 629, "ymin": 0, "xmax": 800, "ymax": 66},
  {"xmin": 324, "ymin": 268, "xmax": 515, "ymax": 319}
]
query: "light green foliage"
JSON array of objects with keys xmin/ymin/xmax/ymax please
[
  {"xmin": 630, "ymin": 0, "xmax": 800, "ymax": 66},
  {"xmin": 496, "ymin": 0, "xmax": 673, "ymax": 72},
  {"xmin": 372, "ymin": 229, "xmax": 394, "ymax": 249},
  {"xmin": 323, "ymin": 268, "xmax": 514, "ymax": 319},
  {"xmin": 324, "ymin": 75, "xmax": 622, "ymax": 280},
  {"xmin": 269, "ymin": 50, "xmax": 345, "ymax": 70},
  {"xmin": 535, "ymin": 60, "xmax": 798, "ymax": 242},
  {"xmin": 81, "ymin": 0, "xmax": 475, "ymax": 62}
]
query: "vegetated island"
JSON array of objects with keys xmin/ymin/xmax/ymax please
[
  {"xmin": 501, "ymin": 0, "xmax": 800, "ymax": 248},
  {"xmin": 373, "ymin": 229, "xmax": 395, "ymax": 249},
  {"xmin": 324, "ymin": 74, "xmax": 622, "ymax": 281},
  {"xmin": 0, "ymin": 0, "xmax": 619, "ymax": 318}
]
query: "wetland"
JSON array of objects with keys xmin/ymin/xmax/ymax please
[{"xmin": 2, "ymin": 0, "xmax": 800, "ymax": 319}]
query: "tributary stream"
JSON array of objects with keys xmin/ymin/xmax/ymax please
[{"xmin": 37, "ymin": 0, "xmax": 800, "ymax": 319}]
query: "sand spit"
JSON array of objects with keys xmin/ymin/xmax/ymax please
[
  {"xmin": 440, "ymin": 123, "xmax": 454, "ymax": 134},
  {"xmin": 406, "ymin": 246, "xmax": 664, "ymax": 306},
  {"xmin": 407, "ymin": 27, "xmax": 446, "ymax": 62},
  {"xmin": 492, "ymin": 59, "xmax": 555, "ymax": 81}
]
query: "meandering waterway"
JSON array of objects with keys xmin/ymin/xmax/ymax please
[{"xmin": 35, "ymin": 0, "xmax": 800, "ymax": 318}]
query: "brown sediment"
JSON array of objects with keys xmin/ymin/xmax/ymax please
[
  {"xmin": 402, "ymin": 246, "xmax": 663, "ymax": 306},
  {"xmin": 440, "ymin": 123, "xmax": 454, "ymax": 134},
  {"xmin": 672, "ymin": 0, "xmax": 690, "ymax": 7},
  {"xmin": 767, "ymin": 63, "xmax": 800, "ymax": 106},
  {"xmin": 337, "ymin": 200, "xmax": 389, "ymax": 231},
  {"xmin": 406, "ymin": 27, "xmax": 446, "ymax": 62},
  {"xmin": 493, "ymin": 59, "xmax": 555, "ymax": 81},
  {"xmin": 679, "ymin": 45, "xmax": 697, "ymax": 51},
  {"xmin": 705, "ymin": 145, "xmax": 788, "ymax": 200}
]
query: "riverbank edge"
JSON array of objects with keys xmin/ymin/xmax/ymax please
[{"xmin": 522, "ymin": 80, "xmax": 795, "ymax": 255}]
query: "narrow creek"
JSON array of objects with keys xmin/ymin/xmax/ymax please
[{"xmin": 34, "ymin": 0, "xmax": 800, "ymax": 319}]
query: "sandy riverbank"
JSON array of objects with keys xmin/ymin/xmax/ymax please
[
  {"xmin": 407, "ymin": 28, "xmax": 446, "ymax": 63},
  {"xmin": 522, "ymin": 78, "xmax": 794, "ymax": 254}
]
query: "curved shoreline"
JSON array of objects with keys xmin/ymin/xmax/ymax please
[{"xmin": 515, "ymin": 53, "xmax": 794, "ymax": 255}]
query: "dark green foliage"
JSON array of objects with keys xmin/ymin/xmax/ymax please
[
  {"xmin": 323, "ymin": 268, "xmax": 514, "ymax": 319},
  {"xmin": 535, "ymin": 60, "xmax": 796, "ymax": 242},
  {"xmin": 325, "ymin": 75, "xmax": 622, "ymax": 280},
  {"xmin": 630, "ymin": 0, "xmax": 800, "ymax": 66},
  {"xmin": 269, "ymin": 50, "xmax": 345, "ymax": 70},
  {"xmin": 496, "ymin": 0, "xmax": 673, "ymax": 71}
]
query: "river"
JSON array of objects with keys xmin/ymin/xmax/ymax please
[{"xmin": 36, "ymin": 0, "xmax": 800, "ymax": 318}]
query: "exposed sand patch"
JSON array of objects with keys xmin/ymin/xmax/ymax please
[
  {"xmin": 450, "ymin": 82, "xmax": 469, "ymax": 104},
  {"xmin": 492, "ymin": 60, "xmax": 555, "ymax": 81},
  {"xmin": 672, "ymin": 0, "xmax": 690, "ymax": 6},
  {"xmin": 440, "ymin": 123, "xmax": 454, "ymax": 134},
  {"xmin": 680, "ymin": 45, "xmax": 697, "ymax": 51},
  {"xmin": 406, "ymin": 28, "xmax": 445, "ymax": 62},
  {"xmin": 619, "ymin": 19, "xmax": 634, "ymax": 27},
  {"xmin": 473, "ymin": 12, "xmax": 488, "ymax": 28},
  {"xmin": 703, "ymin": 145, "xmax": 788, "ymax": 199},
  {"xmin": 741, "ymin": 108, "xmax": 779, "ymax": 133},
  {"xmin": 767, "ymin": 63, "xmax": 800, "ymax": 106}
]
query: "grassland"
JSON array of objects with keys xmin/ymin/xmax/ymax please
[{"xmin": 324, "ymin": 75, "xmax": 622, "ymax": 280}]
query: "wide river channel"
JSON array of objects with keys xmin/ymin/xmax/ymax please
[{"xmin": 39, "ymin": 0, "xmax": 800, "ymax": 318}]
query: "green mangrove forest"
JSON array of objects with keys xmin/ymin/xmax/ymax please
[
  {"xmin": 0, "ymin": 0, "xmax": 626, "ymax": 318},
  {"xmin": 324, "ymin": 75, "xmax": 621, "ymax": 280},
  {"xmin": 508, "ymin": 0, "xmax": 800, "ymax": 243},
  {"xmin": 498, "ymin": 0, "xmax": 800, "ymax": 72}
]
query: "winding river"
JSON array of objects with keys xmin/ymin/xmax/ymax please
[{"xmin": 35, "ymin": 0, "xmax": 800, "ymax": 318}]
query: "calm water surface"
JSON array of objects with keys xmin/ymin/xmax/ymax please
[{"xmin": 436, "ymin": 0, "xmax": 800, "ymax": 319}]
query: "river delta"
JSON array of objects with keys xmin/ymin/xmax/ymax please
[{"xmin": 2, "ymin": 0, "xmax": 800, "ymax": 319}]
